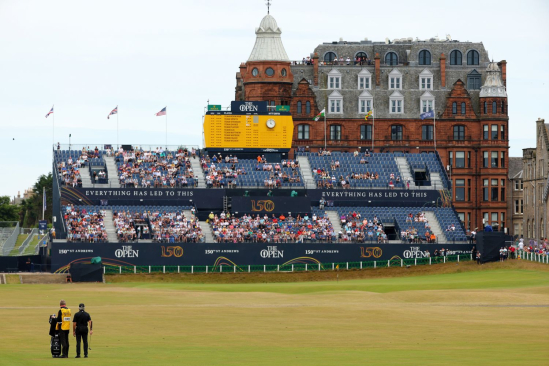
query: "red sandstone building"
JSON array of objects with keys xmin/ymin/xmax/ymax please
[{"xmin": 234, "ymin": 14, "xmax": 509, "ymax": 232}]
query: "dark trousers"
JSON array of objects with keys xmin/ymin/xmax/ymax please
[
  {"xmin": 59, "ymin": 330, "xmax": 70, "ymax": 357},
  {"xmin": 76, "ymin": 328, "xmax": 88, "ymax": 356}
]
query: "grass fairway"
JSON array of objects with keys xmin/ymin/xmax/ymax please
[{"xmin": 1, "ymin": 261, "xmax": 548, "ymax": 365}]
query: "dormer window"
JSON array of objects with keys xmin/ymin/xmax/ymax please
[
  {"xmin": 328, "ymin": 90, "xmax": 343, "ymax": 114},
  {"xmin": 358, "ymin": 90, "xmax": 373, "ymax": 114},
  {"xmin": 327, "ymin": 69, "xmax": 341, "ymax": 89},
  {"xmin": 420, "ymin": 91, "xmax": 435, "ymax": 113},
  {"xmin": 467, "ymin": 70, "xmax": 481, "ymax": 90},
  {"xmin": 419, "ymin": 69, "xmax": 433, "ymax": 90},
  {"xmin": 388, "ymin": 69, "xmax": 402, "ymax": 90},
  {"xmin": 357, "ymin": 69, "xmax": 371, "ymax": 89},
  {"xmin": 389, "ymin": 90, "xmax": 404, "ymax": 114}
]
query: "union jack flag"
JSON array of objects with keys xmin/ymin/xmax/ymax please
[
  {"xmin": 45, "ymin": 106, "xmax": 53, "ymax": 118},
  {"xmin": 108, "ymin": 106, "xmax": 118, "ymax": 119},
  {"xmin": 155, "ymin": 107, "xmax": 166, "ymax": 116}
]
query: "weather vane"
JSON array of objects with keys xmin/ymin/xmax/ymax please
[{"xmin": 265, "ymin": 0, "xmax": 271, "ymax": 14}]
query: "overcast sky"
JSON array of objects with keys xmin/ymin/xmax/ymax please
[{"xmin": 0, "ymin": 0, "xmax": 548, "ymax": 198}]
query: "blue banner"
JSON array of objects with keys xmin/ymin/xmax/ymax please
[{"xmin": 420, "ymin": 110, "xmax": 435, "ymax": 120}]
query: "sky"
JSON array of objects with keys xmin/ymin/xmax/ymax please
[{"xmin": 0, "ymin": 0, "xmax": 548, "ymax": 198}]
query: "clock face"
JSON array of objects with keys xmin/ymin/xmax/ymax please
[{"xmin": 266, "ymin": 119, "xmax": 276, "ymax": 129}]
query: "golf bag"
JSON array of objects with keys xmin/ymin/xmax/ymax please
[
  {"xmin": 49, "ymin": 314, "xmax": 61, "ymax": 358},
  {"xmin": 50, "ymin": 334, "xmax": 61, "ymax": 357}
]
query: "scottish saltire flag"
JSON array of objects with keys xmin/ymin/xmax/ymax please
[
  {"xmin": 420, "ymin": 110, "xmax": 435, "ymax": 120},
  {"xmin": 45, "ymin": 106, "xmax": 54, "ymax": 118},
  {"xmin": 313, "ymin": 108, "xmax": 325, "ymax": 121},
  {"xmin": 155, "ymin": 107, "xmax": 167, "ymax": 116},
  {"xmin": 108, "ymin": 106, "xmax": 118, "ymax": 119}
]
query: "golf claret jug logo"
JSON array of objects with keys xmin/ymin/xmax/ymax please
[
  {"xmin": 251, "ymin": 200, "xmax": 275, "ymax": 212},
  {"xmin": 115, "ymin": 245, "xmax": 139, "ymax": 258},
  {"xmin": 260, "ymin": 246, "xmax": 284, "ymax": 258},
  {"xmin": 403, "ymin": 247, "xmax": 429, "ymax": 258}
]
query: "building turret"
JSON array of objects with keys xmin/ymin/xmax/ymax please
[{"xmin": 480, "ymin": 61, "xmax": 508, "ymax": 117}]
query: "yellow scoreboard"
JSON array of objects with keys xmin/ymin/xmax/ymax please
[{"xmin": 204, "ymin": 113, "xmax": 294, "ymax": 149}]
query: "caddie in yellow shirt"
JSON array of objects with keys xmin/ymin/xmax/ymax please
[{"xmin": 55, "ymin": 300, "xmax": 71, "ymax": 358}]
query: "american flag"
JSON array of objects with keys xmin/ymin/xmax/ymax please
[
  {"xmin": 45, "ymin": 106, "xmax": 54, "ymax": 118},
  {"xmin": 108, "ymin": 106, "xmax": 118, "ymax": 119},
  {"xmin": 155, "ymin": 107, "xmax": 167, "ymax": 116}
]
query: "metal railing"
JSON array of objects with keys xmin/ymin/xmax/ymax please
[
  {"xmin": 18, "ymin": 229, "xmax": 38, "ymax": 255},
  {"xmin": 1, "ymin": 223, "xmax": 20, "ymax": 256},
  {"xmin": 53, "ymin": 144, "xmax": 200, "ymax": 152},
  {"xmin": 98, "ymin": 253, "xmax": 473, "ymax": 275}
]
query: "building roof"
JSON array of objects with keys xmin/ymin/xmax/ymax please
[
  {"xmin": 508, "ymin": 157, "xmax": 523, "ymax": 179},
  {"xmin": 247, "ymin": 14, "xmax": 289, "ymax": 62},
  {"xmin": 480, "ymin": 62, "xmax": 507, "ymax": 97}
]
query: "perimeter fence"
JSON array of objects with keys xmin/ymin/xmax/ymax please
[{"xmin": 103, "ymin": 253, "xmax": 473, "ymax": 275}]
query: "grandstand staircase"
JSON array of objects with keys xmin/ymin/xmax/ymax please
[
  {"xmin": 103, "ymin": 210, "xmax": 118, "ymax": 242},
  {"xmin": 326, "ymin": 211, "xmax": 343, "ymax": 235},
  {"xmin": 430, "ymin": 172, "xmax": 444, "ymax": 190},
  {"xmin": 395, "ymin": 157, "xmax": 417, "ymax": 189},
  {"xmin": 103, "ymin": 156, "xmax": 121, "ymax": 188},
  {"xmin": 296, "ymin": 156, "xmax": 317, "ymax": 189},
  {"xmin": 189, "ymin": 157, "xmax": 206, "ymax": 188},
  {"xmin": 199, "ymin": 220, "xmax": 215, "ymax": 243},
  {"xmin": 80, "ymin": 168, "xmax": 94, "ymax": 188},
  {"xmin": 424, "ymin": 211, "xmax": 447, "ymax": 243}
]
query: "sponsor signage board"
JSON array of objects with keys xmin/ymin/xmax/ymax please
[
  {"xmin": 51, "ymin": 242, "xmax": 473, "ymax": 272},
  {"xmin": 207, "ymin": 105, "xmax": 222, "ymax": 111},
  {"xmin": 275, "ymin": 105, "xmax": 290, "ymax": 112}
]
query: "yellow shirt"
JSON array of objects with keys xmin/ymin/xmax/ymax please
[{"xmin": 56, "ymin": 307, "xmax": 72, "ymax": 331}]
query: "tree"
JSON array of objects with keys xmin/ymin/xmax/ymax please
[
  {"xmin": 19, "ymin": 173, "xmax": 53, "ymax": 227},
  {"xmin": 0, "ymin": 196, "xmax": 20, "ymax": 222}
]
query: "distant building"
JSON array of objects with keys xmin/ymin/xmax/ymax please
[
  {"xmin": 235, "ymin": 13, "xmax": 509, "ymax": 232},
  {"xmin": 11, "ymin": 188, "xmax": 33, "ymax": 205},
  {"xmin": 506, "ymin": 158, "xmax": 523, "ymax": 238},
  {"xmin": 522, "ymin": 118, "xmax": 549, "ymax": 242}
]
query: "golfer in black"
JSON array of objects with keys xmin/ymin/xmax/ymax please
[{"xmin": 72, "ymin": 303, "xmax": 92, "ymax": 358}]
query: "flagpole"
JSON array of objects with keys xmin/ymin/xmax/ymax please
[
  {"xmin": 372, "ymin": 109, "xmax": 375, "ymax": 152},
  {"xmin": 117, "ymin": 109, "xmax": 119, "ymax": 149},
  {"xmin": 165, "ymin": 112, "xmax": 168, "ymax": 148},
  {"xmin": 42, "ymin": 186, "xmax": 45, "ymax": 221},
  {"xmin": 324, "ymin": 113, "xmax": 327, "ymax": 150},
  {"xmin": 52, "ymin": 105, "xmax": 55, "ymax": 148},
  {"xmin": 433, "ymin": 109, "xmax": 437, "ymax": 151}
]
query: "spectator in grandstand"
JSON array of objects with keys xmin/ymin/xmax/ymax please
[{"xmin": 64, "ymin": 206, "xmax": 107, "ymax": 243}]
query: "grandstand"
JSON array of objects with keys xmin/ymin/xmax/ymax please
[{"xmin": 48, "ymin": 141, "xmax": 472, "ymax": 273}]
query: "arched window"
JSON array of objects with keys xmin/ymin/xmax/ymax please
[
  {"xmin": 360, "ymin": 125, "xmax": 372, "ymax": 140},
  {"xmin": 297, "ymin": 125, "xmax": 310, "ymax": 140},
  {"xmin": 501, "ymin": 101, "xmax": 505, "ymax": 114},
  {"xmin": 418, "ymin": 50, "xmax": 431, "ymax": 65},
  {"xmin": 324, "ymin": 52, "xmax": 337, "ymax": 63},
  {"xmin": 385, "ymin": 52, "xmax": 398, "ymax": 66},
  {"xmin": 452, "ymin": 102, "xmax": 457, "ymax": 114},
  {"xmin": 330, "ymin": 125, "xmax": 342, "ymax": 140},
  {"xmin": 297, "ymin": 101, "xmax": 302, "ymax": 114},
  {"xmin": 453, "ymin": 125, "xmax": 465, "ymax": 140},
  {"xmin": 461, "ymin": 102, "xmax": 466, "ymax": 115},
  {"xmin": 355, "ymin": 52, "xmax": 368, "ymax": 64},
  {"xmin": 450, "ymin": 50, "xmax": 462, "ymax": 65},
  {"xmin": 467, "ymin": 50, "xmax": 479, "ymax": 65},
  {"xmin": 483, "ymin": 102, "xmax": 487, "ymax": 114},
  {"xmin": 306, "ymin": 101, "xmax": 311, "ymax": 114},
  {"xmin": 492, "ymin": 101, "xmax": 497, "ymax": 114},
  {"xmin": 391, "ymin": 125, "xmax": 403, "ymax": 140}
]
